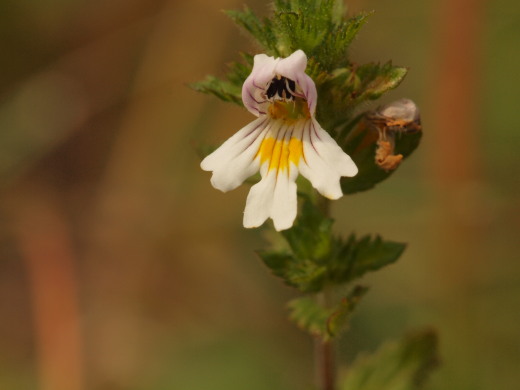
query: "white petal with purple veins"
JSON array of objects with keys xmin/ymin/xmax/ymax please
[{"xmin": 201, "ymin": 117, "xmax": 268, "ymax": 192}]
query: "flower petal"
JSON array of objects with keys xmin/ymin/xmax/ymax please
[
  {"xmin": 201, "ymin": 117, "xmax": 268, "ymax": 192},
  {"xmin": 274, "ymin": 49, "xmax": 307, "ymax": 75},
  {"xmin": 310, "ymin": 119, "xmax": 358, "ymax": 177},
  {"xmin": 243, "ymin": 165, "xmax": 275, "ymax": 229},
  {"xmin": 269, "ymin": 163, "xmax": 298, "ymax": 231},
  {"xmin": 242, "ymin": 54, "xmax": 278, "ymax": 116},
  {"xmin": 243, "ymin": 122, "xmax": 299, "ymax": 231},
  {"xmin": 242, "ymin": 50, "xmax": 317, "ymax": 116},
  {"xmin": 298, "ymin": 120, "xmax": 346, "ymax": 199},
  {"xmin": 269, "ymin": 126, "xmax": 299, "ymax": 231},
  {"xmin": 274, "ymin": 50, "xmax": 317, "ymax": 115}
]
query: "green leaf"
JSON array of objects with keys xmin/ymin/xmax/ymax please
[
  {"xmin": 225, "ymin": 7, "xmax": 279, "ymax": 56},
  {"xmin": 225, "ymin": 1, "xmax": 369, "ymax": 71},
  {"xmin": 256, "ymin": 250, "xmax": 296, "ymax": 280},
  {"xmin": 341, "ymin": 128, "xmax": 422, "ymax": 195},
  {"xmin": 319, "ymin": 61, "xmax": 406, "ymax": 127},
  {"xmin": 326, "ymin": 285, "xmax": 369, "ymax": 338},
  {"xmin": 340, "ymin": 330, "xmax": 439, "ymax": 390},
  {"xmin": 190, "ymin": 55, "xmax": 253, "ymax": 105},
  {"xmin": 255, "ymin": 200, "xmax": 333, "ymax": 293},
  {"xmin": 329, "ymin": 234, "xmax": 406, "ymax": 284},
  {"xmin": 288, "ymin": 285, "xmax": 368, "ymax": 340},
  {"xmin": 354, "ymin": 62, "xmax": 408, "ymax": 101},
  {"xmin": 285, "ymin": 260, "xmax": 328, "ymax": 292},
  {"xmin": 288, "ymin": 296, "xmax": 331, "ymax": 337},
  {"xmin": 190, "ymin": 76, "xmax": 242, "ymax": 105},
  {"xmin": 281, "ymin": 198, "xmax": 333, "ymax": 261},
  {"xmin": 259, "ymin": 207, "xmax": 405, "ymax": 290},
  {"xmin": 315, "ymin": 62, "xmax": 407, "ymax": 130},
  {"xmin": 256, "ymin": 250, "xmax": 327, "ymax": 293}
]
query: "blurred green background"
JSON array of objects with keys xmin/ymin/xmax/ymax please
[{"xmin": 0, "ymin": 0, "xmax": 519, "ymax": 389}]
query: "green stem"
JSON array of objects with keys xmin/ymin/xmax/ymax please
[
  {"xmin": 315, "ymin": 197, "xmax": 336, "ymax": 390},
  {"xmin": 317, "ymin": 196, "xmax": 331, "ymax": 216},
  {"xmin": 315, "ymin": 287, "xmax": 336, "ymax": 390}
]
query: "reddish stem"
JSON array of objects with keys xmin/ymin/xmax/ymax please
[{"xmin": 315, "ymin": 337, "xmax": 336, "ymax": 390}]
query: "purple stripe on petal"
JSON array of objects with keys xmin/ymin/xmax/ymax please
[
  {"xmin": 311, "ymin": 121, "xmax": 322, "ymax": 141},
  {"xmin": 248, "ymin": 90, "xmax": 266, "ymax": 105},
  {"xmin": 241, "ymin": 118, "xmax": 269, "ymax": 153}
]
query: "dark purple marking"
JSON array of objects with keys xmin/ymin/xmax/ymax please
[
  {"xmin": 308, "ymin": 121, "xmax": 320, "ymax": 157},
  {"xmin": 243, "ymin": 119, "xmax": 270, "ymax": 150},
  {"xmin": 311, "ymin": 121, "xmax": 322, "ymax": 141},
  {"xmin": 248, "ymin": 90, "xmax": 266, "ymax": 105},
  {"xmin": 252, "ymin": 80, "xmax": 265, "ymax": 90}
]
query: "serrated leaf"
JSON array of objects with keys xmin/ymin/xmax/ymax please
[
  {"xmin": 355, "ymin": 62, "xmax": 408, "ymax": 101},
  {"xmin": 256, "ymin": 250, "xmax": 295, "ymax": 279},
  {"xmin": 315, "ymin": 62, "xmax": 406, "ymax": 130},
  {"xmin": 340, "ymin": 330, "xmax": 439, "ymax": 390},
  {"xmin": 225, "ymin": 7, "xmax": 279, "ymax": 56},
  {"xmin": 286, "ymin": 260, "xmax": 328, "ymax": 292},
  {"xmin": 256, "ymin": 250, "xmax": 327, "ymax": 293},
  {"xmin": 319, "ymin": 62, "xmax": 407, "ymax": 111},
  {"xmin": 255, "ymin": 200, "xmax": 332, "ymax": 293},
  {"xmin": 288, "ymin": 285, "xmax": 368, "ymax": 340},
  {"xmin": 225, "ymin": 1, "xmax": 368, "ymax": 71},
  {"xmin": 288, "ymin": 296, "xmax": 331, "ymax": 337},
  {"xmin": 281, "ymin": 198, "xmax": 333, "ymax": 261},
  {"xmin": 190, "ymin": 56, "xmax": 252, "ymax": 105},
  {"xmin": 329, "ymin": 234, "xmax": 406, "ymax": 284},
  {"xmin": 190, "ymin": 76, "xmax": 242, "ymax": 105},
  {"xmin": 346, "ymin": 235, "xmax": 406, "ymax": 280},
  {"xmin": 327, "ymin": 285, "xmax": 368, "ymax": 338}
]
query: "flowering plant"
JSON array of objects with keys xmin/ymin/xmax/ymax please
[{"xmin": 194, "ymin": 1, "xmax": 437, "ymax": 389}]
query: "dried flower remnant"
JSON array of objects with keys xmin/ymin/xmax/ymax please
[
  {"xmin": 375, "ymin": 139, "xmax": 403, "ymax": 171},
  {"xmin": 367, "ymin": 98, "xmax": 421, "ymax": 171},
  {"xmin": 201, "ymin": 50, "xmax": 358, "ymax": 231}
]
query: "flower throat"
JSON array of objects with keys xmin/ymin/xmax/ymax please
[
  {"xmin": 266, "ymin": 76, "xmax": 297, "ymax": 101},
  {"xmin": 266, "ymin": 76, "xmax": 310, "ymax": 121}
]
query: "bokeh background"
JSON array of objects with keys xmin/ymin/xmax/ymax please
[{"xmin": 0, "ymin": 0, "xmax": 519, "ymax": 389}]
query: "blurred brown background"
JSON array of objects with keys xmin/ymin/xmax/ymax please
[{"xmin": 0, "ymin": 0, "xmax": 519, "ymax": 389}]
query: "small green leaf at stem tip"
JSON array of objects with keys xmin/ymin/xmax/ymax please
[
  {"xmin": 339, "ymin": 329, "xmax": 439, "ymax": 390},
  {"xmin": 226, "ymin": 1, "xmax": 370, "ymax": 67}
]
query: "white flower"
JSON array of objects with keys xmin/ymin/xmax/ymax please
[{"xmin": 201, "ymin": 50, "xmax": 358, "ymax": 231}]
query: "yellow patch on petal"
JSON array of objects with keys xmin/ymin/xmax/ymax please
[
  {"xmin": 288, "ymin": 137, "xmax": 303, "ymax": 166},
  {"xmin": 259, "ymin": 137, "xmax": 275, "ymax": 165},
  {"xmin": 258, "ymin": 135, "xmax": 303, "ymax": 173}
]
